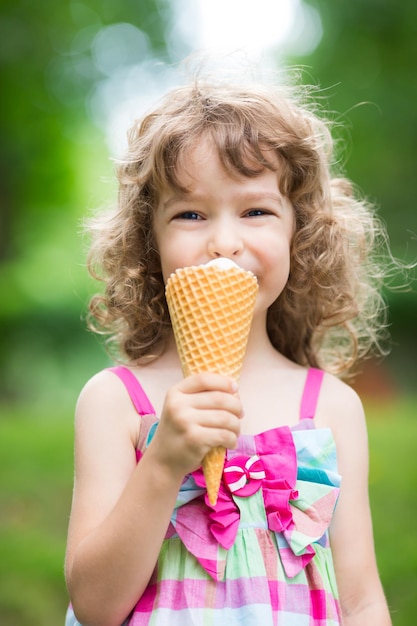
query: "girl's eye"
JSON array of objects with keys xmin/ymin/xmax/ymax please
[
  {"xmin": 175, "ymin": 211, "xmax": 202, "ymax": 220},
  {"xmin": 246, "ymin": 209, "xmax": 269, "ymax": 217}
]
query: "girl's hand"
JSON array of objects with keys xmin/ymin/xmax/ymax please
[{"xmin": 148, "ymin": 373, "xmax": 243, "ymax": 478}]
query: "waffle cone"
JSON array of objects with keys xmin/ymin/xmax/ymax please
[{"xmin": 165, "ymin": 263, "xmax": 258, "ymax": 505}]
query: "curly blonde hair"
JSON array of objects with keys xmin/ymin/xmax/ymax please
[{"xmin": 87, "ymin": 76, "xmax": 391, "ymax": 378}]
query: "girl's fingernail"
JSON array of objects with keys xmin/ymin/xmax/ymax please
[{"xmin": 231, "ymin": 381, "xmax": 239, "ymax": 393}]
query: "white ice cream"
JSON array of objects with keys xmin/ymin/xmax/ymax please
[{"xmin": 205, "ymin": 258, "xmax": 241, "ymax": 270}]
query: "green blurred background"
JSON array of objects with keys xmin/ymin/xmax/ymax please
[{"xmin": 0, "ymin": 1, "xmax": 416, "ymax": 624}]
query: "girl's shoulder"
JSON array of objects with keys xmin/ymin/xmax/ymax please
[
  {"xmin": 75, "ymin": 368, "xmax": 143, "ymax": 450},
  {"xmin": 315, "ymin": 372, "xmax": 367, "ymax": 449},
  {"xmin": 316, "ymin": 372, "xmax": 365, "ymax": 423},
  {"xmin": 77, "ymin": 357, "xmax": 182, "ymax": 426},
  {"xmin": 325, "ymin": 369, "xmax": 363, "ymax": 401},
  {"xmin": 77, "ymin": 368, "xmax": 137, "ymax": 412}
]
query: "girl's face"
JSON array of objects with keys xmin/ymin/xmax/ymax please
[{"xmin": 153, "ymin": 137, "xmax": 295, "ymax": 320}]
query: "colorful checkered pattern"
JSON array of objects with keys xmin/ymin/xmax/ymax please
[{"xmin": 127, "ymin": 420, "xmax": 341, "ymax": 625}]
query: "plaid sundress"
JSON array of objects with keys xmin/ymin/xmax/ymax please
[{"xmin": 66, "ymin": 366, "xmax": 342, "ymax": 626}]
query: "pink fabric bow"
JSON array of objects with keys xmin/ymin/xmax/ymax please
[
  {"xmin": 181, "ymin": 426, "xmax": 301, "ymax": 579},
  {"xmin": 166, "ymin": 426, "xmax": 340, "ymax": 582},
  {"xmin": 223, "ymin": 454, "xmax": 266, "ymax": 496}
]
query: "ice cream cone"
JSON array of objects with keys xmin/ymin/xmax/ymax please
[{"xmin": 165, "ymin": 259, "xmax": 258, "ymax": 505}]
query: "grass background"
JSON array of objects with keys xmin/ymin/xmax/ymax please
[{"xmin": 0, "ymin": 397, "xmax": 416, "ymax": 625}]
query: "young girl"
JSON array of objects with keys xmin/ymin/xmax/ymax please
[{"xmin": 65, "ymin": 73, "xmax": 393, "ymax": 625}]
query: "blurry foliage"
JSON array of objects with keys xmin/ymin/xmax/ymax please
[
  {"xmin": 0, "ymin": 0, "xmax": 171, "ymax": 402},
  {"xmin": 293, "ymin": 0, "xmax": 417, "ymax": 389},
  {"xmin": 299, "ymin": 0, "xmax": 417, "ymax": 258},
  {"xmin": 0, "ymin": 0, "xmax": 170, "ymax": 262},
  {"xmin": 0, "ymin": 409, "xmax": 74, "ymax": 624},
  {"xmin": 0, "ymin": 0, "xmax": 416, "ymax": 406}
]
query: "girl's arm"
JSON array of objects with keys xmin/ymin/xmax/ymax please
[
  {"xmin": 65, "ymin": 370, "xmax": 242, "ymax": 626},
  {"xmin": 321, "ymin": 377, "xmax": 392, "ymax": 626}
]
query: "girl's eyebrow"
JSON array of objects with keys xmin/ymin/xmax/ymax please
[
  {"xmin": 162, "ymin": 192, "xmax": 199, "ymax": 211},
  {"xmin": 236, "ymin": 191, "xmax": 285, "ymax": 206},
  {"xmin": 162, "ymin": 190, "xmax": 285, "ymax": 211}
]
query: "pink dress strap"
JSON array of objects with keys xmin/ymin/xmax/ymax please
[
  {"xmin": 299, "ymin": 368, "xmax": 324, "ymax": 420},
  {"xmin": 108, "ymin": 366, "xmax": 156, "ymax": 416}
]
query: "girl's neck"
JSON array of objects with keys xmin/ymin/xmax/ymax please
[{"xmin": 243, "ymin": 314, "xmax": 285, "ymax": 366}]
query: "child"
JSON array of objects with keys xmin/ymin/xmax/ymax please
[{"xmin": 65, "ymin": 71, "xmax": 393, "ymax": 625}]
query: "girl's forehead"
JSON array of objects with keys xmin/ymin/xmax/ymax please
[
  {"xmin": 177, "ymin": 136, "xmax": 216, "ymax": 172},
  {"xmin": 173, "ymin": 132, "xmax": 280, "ymax": 186},
  {"xmin": 163, "ymin": 139, "xmax": 221, "ymax": 197}
]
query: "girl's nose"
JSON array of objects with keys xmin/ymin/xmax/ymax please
[{"xmin": 207, "ymin": 220, "xmax": 243, "ymax": 259}]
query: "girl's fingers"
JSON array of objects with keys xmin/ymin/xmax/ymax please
[
  {"xmin": 176, "ymin": 373, "xmax": 243, "ymax": 417},
  {"xmin": 187, "ymin": 391, "xmax": 243, "ymax": 417},
  {"xmin": 194, "ymin": 425, "xmax": 240, "ymax": 451},
  {"xmin": 179, "ymin": 372, "xmax": 239, "ymax": 396},
  {"xmin": 196, "ymin": 410, "xmax": 242, "ymax": 433}
]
